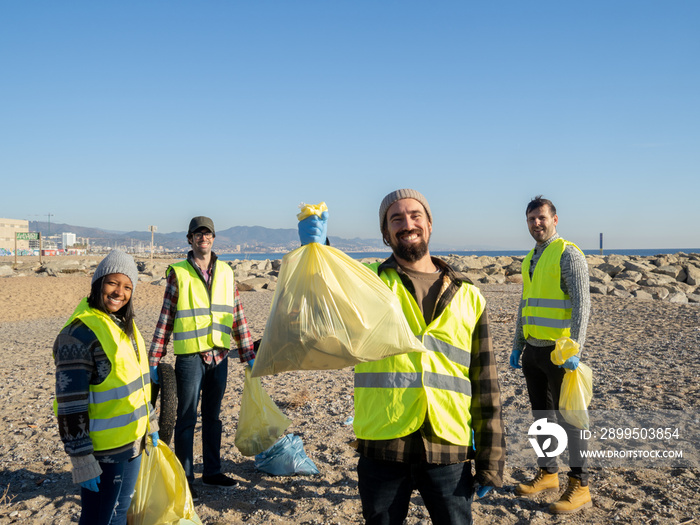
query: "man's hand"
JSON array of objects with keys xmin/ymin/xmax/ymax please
[
  {"xmin": 149, "ymin": 365, "xmax": 159, "ymax": 385},
  {"xmin": 560, "ymin": 355, "xmax": 580, "ymax": 370},
  {"xmin": 80, "ymin": 476, "xmax": 100, "ymax": 492},
  {"xmin": 509, "ymin": 349, "xmax": 522, "ymax": 369},
  {"xmin": 248, "ymin": 358, "xmax": 255, "ymax": 369},
  {"xmin": 298, "ymin": 211, "xmax": 328, "ymax": 245},
  {"xmin": 150, "ymin": 431, "xmax": 159, "ymax": 447}
]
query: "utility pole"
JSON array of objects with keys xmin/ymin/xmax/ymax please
[
  {"xmin": 149, "ymin": 225, "xmax": 157, "ymax": 263},
  {"xmin": 29, "ymin": 214, "xmax": 54, "ymax": 238}
]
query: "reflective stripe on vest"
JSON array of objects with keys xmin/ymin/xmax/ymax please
[
  {"xmin": 520, "ymin": 298, "xmax": 572, "ymax": 309},
  {"xmin": 354, "ymin": 371, "xmax": 472, "ymax": 396},
  {"xmin": 62, "ymin": 298, "xmax": 150, "ymax": 451},
  {"xmin": 88, "ymin": 373, "xmax": 150, "ymax": 405},
  {"xmin": 521, "ymin": 238, "xmax": 582, "ymax": 340},
  {"xmin": 423, "ymin": 334, "xmax": 472, "ymax": 369},
  {"xmin": 353, "ymin": 264, "xmax": 484, "ymax": 445},
  {"xmin": 522, "ymin": 316, "xmax": 571, "ymax": 329},
  {"xmin": 169, "ymin": 260, "xmax": 235, "ymax": 354},
  {"xmin": 90, "ymin": 403, "xmax": 150, "ymax": 433}
]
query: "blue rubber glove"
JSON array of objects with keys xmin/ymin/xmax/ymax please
[
  {"xmin": 150, "ymin": 431, "xmax": 159, "ymax": 447},
  {"xmin": 476, "ymin": 484, "xmax": 493, "ymax": 498},
  {"xmin": 80, "ymin": 476, "xmax": 100, "ymax": 492},
  {"xmin": 509, "ymin": 349, "xmax": 522, "ymax": 369},
  {"xmin": 248, "ymin": 358, "xmax": 255, "ymax": 369},
  {"xmin": 298, "ymin": 211, "xmax": 328, "ymax": 245},
  {"xmin": 150, "ymin": 365, "xmax": 159, "ymax": 384},
  {"xmin": 560, "ymin": 355, "xmax": 580, "ymax": 370}
]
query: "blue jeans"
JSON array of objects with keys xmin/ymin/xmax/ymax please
[
  {"xmin": 174, "ymin": 353, "xmax": 228, "ymax": 482},
  {"xmin": 358, "ymin": 455, "xmax": 474, "ymax": 525},
  {"xmin": 79, "ymin": 454, "xmax": 142, "ymax": 525}
]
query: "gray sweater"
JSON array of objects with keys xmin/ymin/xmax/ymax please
[{"xmin": 513, "ymin": 233, "xmax": 591, "ymax": 356}]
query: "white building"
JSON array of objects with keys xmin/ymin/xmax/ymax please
[{"xmin": 62, "ymin": 232, "xmax": 77, "ymax": 248}]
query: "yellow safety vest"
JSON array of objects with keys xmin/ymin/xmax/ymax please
[
  {"xmin": 62, "ymin": 298, "xmax": 150, "ymax": 451},
  {"xmin": 169, "ymin": 260, "xmax": 235, "ymax": 354},
  {"xmin": 521, "ymin": 237, "xmax": 583, "ymax": 341},
  {"xmin": 353, "ymin": 264, "xmax": 484, "ymax": 445}
]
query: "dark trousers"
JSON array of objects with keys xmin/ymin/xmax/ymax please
[
  {"xmin": 522, "ymin": 342, "xmax": 589, "ymax": 483},
  {"xmin": 357, "ymin": 455, "xmax": 474, "ymax": 525},
  {"xmin": 79, "ymin": 454, "xmax": 142, "ymax": 525},
  {"xmin": 174, "ymin": 353, "xmax": 228, "ymax": 483}
]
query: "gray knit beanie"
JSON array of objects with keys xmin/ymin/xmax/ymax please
[
  {"xmin": 379, "ymin": 189, "xmax": 433, "ymax": 231},
  {"xmin": 91, "ymin": 250, "xmax": 139, "ymax": 289}
]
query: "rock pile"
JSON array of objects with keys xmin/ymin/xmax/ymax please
[
  {"xmin": 227, "ymin": 258, "xmax": 282, "ymax": 292},
  {"xmin": 2, "ymin": 252, "xmax": 699, "ymax": 304},
  {"xmin": 583, "ymin": 252, "xmax": 700, "ymax": 303},
  {"xmin": 440, "ymin": 252, "xmax": 700, "ymax": 304},
  {"xmin": 229, "ymin": 253, "xmax": 700, "ymax": 304}
]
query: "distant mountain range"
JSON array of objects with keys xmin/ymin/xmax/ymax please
[{"xmin": 28, "ymin": 221, "xmax": 387, "ymax": 252}]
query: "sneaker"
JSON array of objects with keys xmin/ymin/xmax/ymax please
[
  {"xmin": 188, "ymin": 484, "xmax": 200, "ymax": 502},
  {"xmin": 515, "ymin": 468, "xmax": 559, "ymax": 496},
  {"xmin": 549, "ymin": 477, "xmax": 592, "ymax": 514},
  {"xmin": 202, "ymin": 473, "xmax": 239, "ymax": 488}
]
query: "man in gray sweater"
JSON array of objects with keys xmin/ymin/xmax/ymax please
[{"xmin": 510, "ymin": 195, "xmax": 592, "ymax": 514}]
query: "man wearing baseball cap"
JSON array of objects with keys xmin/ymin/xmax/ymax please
[
  {"xmin": 299, "ymin": 190, "xmax": 505, "ymax": 524},
  {"xmin": 149, "ymin": 216, "xmax": 255, "ymax": 500}
]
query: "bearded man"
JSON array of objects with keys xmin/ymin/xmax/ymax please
[{"xmin": 299, "ymin": 189, "xmax": 505, "ymax": 525}]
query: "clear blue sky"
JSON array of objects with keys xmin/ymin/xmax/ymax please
[{"xmin": 2, "ymin": 1, "xmax": 698, "ymax": 250}]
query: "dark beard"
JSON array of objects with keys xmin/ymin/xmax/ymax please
[{"xmin": 389, "ymin": 230, "xmax": 429, "ymax": 262}]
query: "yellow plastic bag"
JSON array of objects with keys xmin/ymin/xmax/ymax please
[
  {"xmin": 252, "ymin": 244, "xmax": 426, "ymax": 377},
  {"xmin": 550, "ymin": 337, "xmax": 593, "ymax": 430},
  {"xmin": 127, "ymin": 441, "xmax": 202, "ymax": 525},
  {"xmin": 252, "ymin": 201, "xmax": 424, "ymax": 377},
  {"xmin": 234, "ymin": 368, "xmax": 291, "ymax": 456},
  {"xmin": 296, "ymin": 201, "xmax": 328, "ymax": 221}
]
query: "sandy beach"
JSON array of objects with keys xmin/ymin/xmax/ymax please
[{"xmin": 0, "ymin": 260, "xmax": 698, "ymax": 524}]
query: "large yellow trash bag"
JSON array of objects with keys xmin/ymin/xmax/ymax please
[
  {"xmin": 127, "ymin": 441, "xmax": 202, "ymax": 525},
  {"xmin": 252, "ymin": 204, "xmax": 425, "ymax": 378},
  {"xmin": 234, "ymin": 367, "xmax": 291, "ymax": 456},
  {"xmin": 550, "ymin": 337, "xmax": 593, "ymax": 430}
]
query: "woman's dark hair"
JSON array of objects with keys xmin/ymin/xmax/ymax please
[{"xmin": 87, "ymin": 275, "xmax": 135, "ymax": 338}]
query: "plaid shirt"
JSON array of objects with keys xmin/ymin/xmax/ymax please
[
  {"xmin": 149, "ymin": 252, "xmax": 255, "ymax": 366},
  {"xmin": 352, "ymin": 256, "xmax": 506, "ymax": 488}
]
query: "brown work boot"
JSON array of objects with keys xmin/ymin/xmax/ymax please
[
  {"xmin": 515, "ymin": 468, "xmax": 559, "ymax": 496},
  {"xmin": 549, "ymin": 476, "xmax": 592, "ymax": 514}
]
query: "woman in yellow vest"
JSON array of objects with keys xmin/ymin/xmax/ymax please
[{"xmin": 53, "ymin": 250, "xmax": 158, "ymax": 525}]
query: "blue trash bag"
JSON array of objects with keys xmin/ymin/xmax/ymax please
[{"xmin": 254, "ymin": 434, "xmax": 319, "ymax": 476}]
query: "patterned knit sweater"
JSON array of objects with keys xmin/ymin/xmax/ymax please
[{"xmin": 54, "ymin": 314, "xmax": 157, "ymax": 484}]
